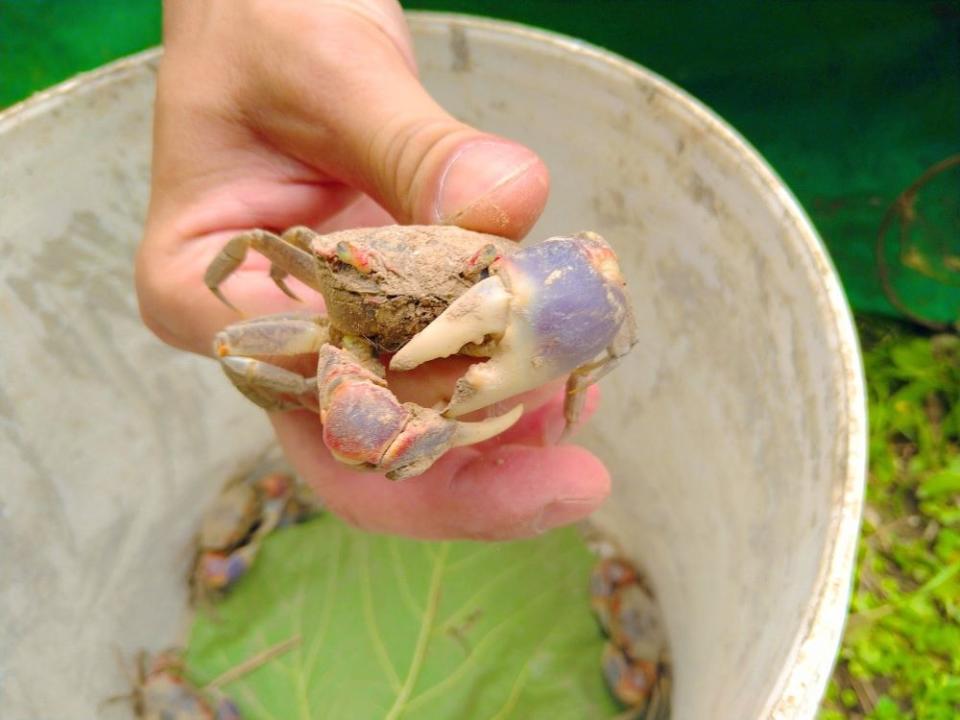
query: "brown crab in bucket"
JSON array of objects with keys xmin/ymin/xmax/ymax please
[
  {"xmin": 205, "ymin": 224, "xmax": 637, "ymax": 480},
  {"xmin": 189, "ymin": 467, "xmax": 321, "ymax": 605},
  {"xmin": 590, "ymin": 556, "xmax": 671, "ymax": 718},
  {"xmin": 110, "ymin": 649, "xmax": 240, "ymax": 719}
]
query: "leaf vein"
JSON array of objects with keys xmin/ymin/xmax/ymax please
[
  {"xmin": 438, "ymin": 542, "xmax": 556, "ymax": 630},
  {"xmin": 304, "ymin": 524, "xmax": 344, "ymax": 682},
  {"xmin": 361, "ymin": 535, "xmax": 403, "ymax": 692},
  {"xmin": 384, "ymin": 542, "xmax": 451, "ymax": 720},
  {"xmin": 390, "ymin": 536, "xmax": 426, "ymax": 619},
  {"xmin": 294, "ymin": 538, "xmax": 321, "ymax": 720},
  {"xmin": 406, "ymin": 567, "xmax": 571, "ymax": 712}
]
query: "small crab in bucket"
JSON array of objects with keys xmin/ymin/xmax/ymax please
[
  {"xmin": 189, "ymin": 462, "xmax": 321, "ymax": 605},
  {"xmin": 590, "ymin": 556, "xmax": 671, "ymax": 718},
  {"xmin": 109, "ymin": 649, "xmax": 241, "ymax": 720},
  {"xmin": 205, "ymin": 224, "xmax": 637, "ymax": 479}
]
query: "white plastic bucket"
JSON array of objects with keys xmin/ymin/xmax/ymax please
[{"xmin": 0, "ymin": 14, "xmax": 866, "ymax": 720}]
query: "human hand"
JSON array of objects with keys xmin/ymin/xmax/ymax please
[{"xmin": 137, "ymin": 0, "xmax": 610, "ymax": 539}]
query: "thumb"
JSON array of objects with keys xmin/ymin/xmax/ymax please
[{"xmin": 251, "ymin": 3, "xmax": 550, "ymax": 239}]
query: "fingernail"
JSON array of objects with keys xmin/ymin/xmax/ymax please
[
  {"xmin": 532, "ymin": 497, "xmax": 600, "ymax": 534},
  {"xmin": 434, "ymin": 139, "xmax": 546, "ymax": 235}
]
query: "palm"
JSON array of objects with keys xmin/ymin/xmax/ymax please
[{"xmin": 140, "ymin": 0, "xmax": 609, "ymax": 539}]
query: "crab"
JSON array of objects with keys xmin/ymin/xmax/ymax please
[
  {"xmin": 589, "ymin": 556, "xmax": 671, "ymax": 717},
  {"xmin": 190, "ymin": 467, "xmax": 321, "ymax": 604},
  {"xmin": 601, "ymin": 641, "xmax": 660, "ymax": 711},
  {"xmin": 112, "ymin": 649, "xmax": 241, "ymax": 720},
  {"xmin": 602, "ymin": 643, "xmax": 671, "ymax": 720},
  {"xmin": 205, "ymin": 224, "xmax": 637, "ymax": 480}
]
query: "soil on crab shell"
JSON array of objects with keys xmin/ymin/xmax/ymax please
[{"xmin": 314, "ymin": 225, "xmax": 517, "ymax": 353}]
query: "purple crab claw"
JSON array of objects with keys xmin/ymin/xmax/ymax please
[
  {"xmin": 390, "ymin": 232, "xmax": 637, "ymax": 423},
  {"xmin": 318, "ymin": 345, "xmax": 522, "ymax": 480}
]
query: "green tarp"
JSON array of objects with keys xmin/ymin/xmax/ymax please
[{"xmin": 3, "ymin": 0, "xmax": 957, "ymax": 324}]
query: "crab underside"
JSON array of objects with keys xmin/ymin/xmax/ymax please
[{"xmin": 204, "ymin": 224, "xmax": 637, "ymax": 479}]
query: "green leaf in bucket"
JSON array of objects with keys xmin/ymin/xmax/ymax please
[{"xmin": 185, "ymin": 515, "xmax": 618, "ymax": 719}]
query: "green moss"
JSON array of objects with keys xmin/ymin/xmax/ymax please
[{"xmin": 823, "ymin": 318, "xmax": 960, "ymax": 718}]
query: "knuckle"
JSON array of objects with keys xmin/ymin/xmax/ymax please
[
  {"xmin": 133, "ymin": 239, "xmax": 193, "ymax": 351},
  {"xmin": 366, "ymin": 116, "xmax": 469, "ymax": 221}
]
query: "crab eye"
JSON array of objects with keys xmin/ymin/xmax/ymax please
[{"xmin": 334, "ymin": 240, "xmax": 373, "ymax": 272}]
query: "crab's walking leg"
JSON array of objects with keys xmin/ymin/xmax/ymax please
[
  {"xmin": 215, "ymin": 313, "xmax": 330, "ymax": 357},
  {"xmin": 204, "ymin": 226, "xmax": 319, "ymax": 309},
  {"xmin": 562, "ymin": 359, "xmax": 610, "ymax": 438},
  {"xmin": 221, "ymin": 357, "xmax": 317, "ymax": 411},
  {"xmin": 561, "ymin": 306, "xmax": 638, "ymax": 436},
  {"xmin": 214, "ymin": 314, "xmax": 330, "ymax": 411},
  {"xmin": 266, "ymin": 226, "xmax": 316, "ymax": 300},
  {"xmin": 561, "ymin": 348, "xmax": 627, "ymax": 434}
]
